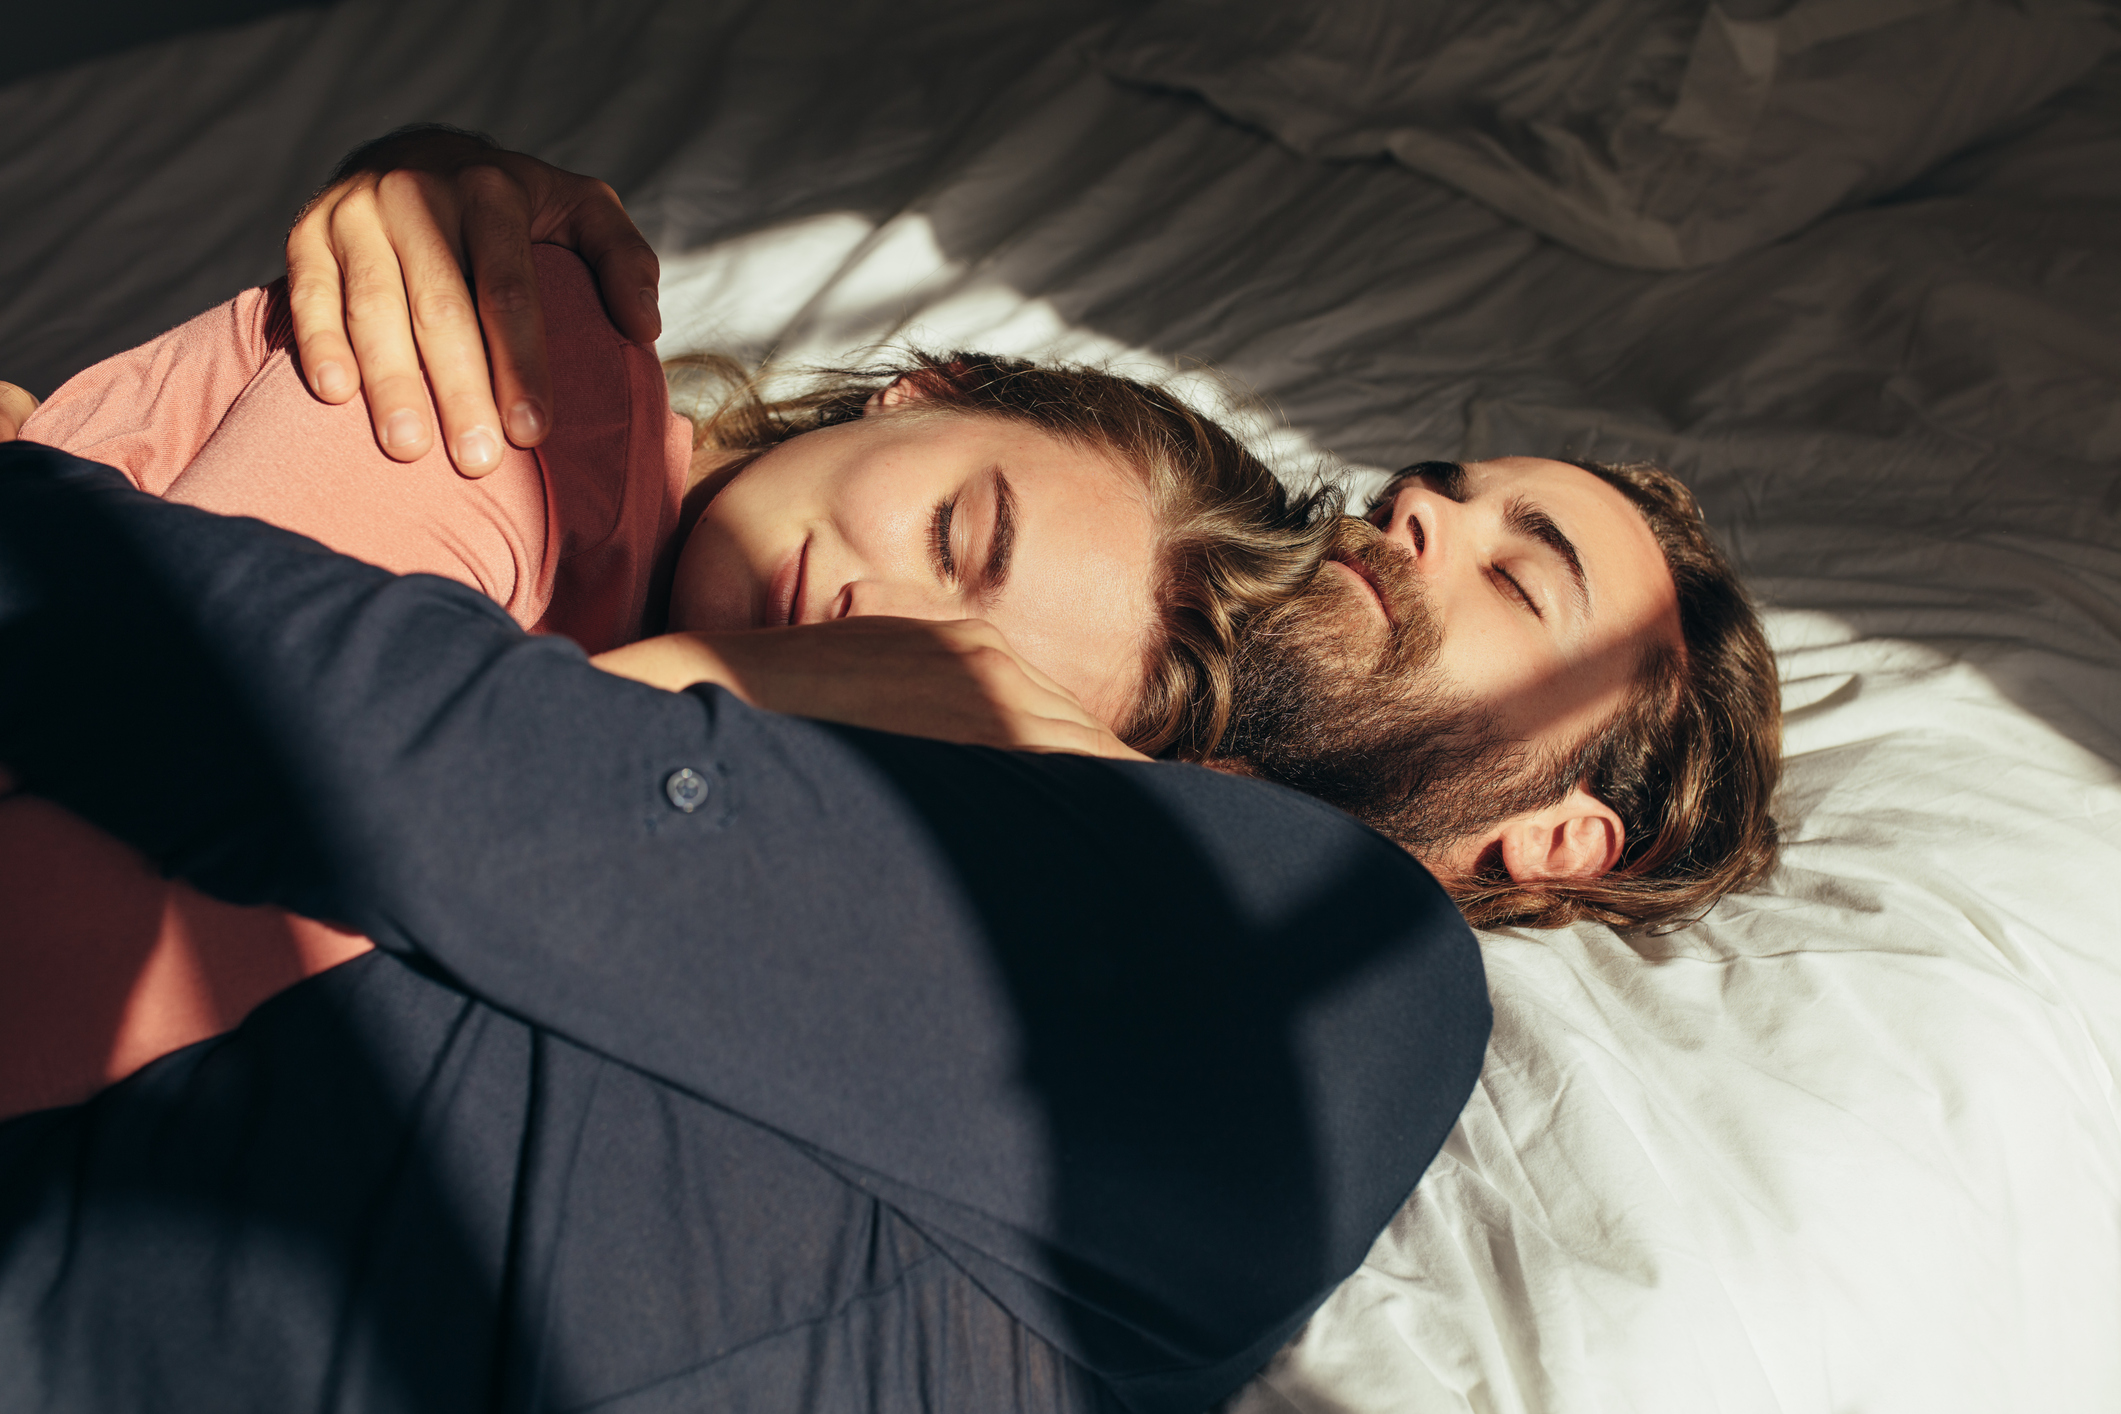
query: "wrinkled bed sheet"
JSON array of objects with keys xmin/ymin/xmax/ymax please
[{"xmin": 3, "ymin": 3, "xmax": 2117, "ymax": 1410}]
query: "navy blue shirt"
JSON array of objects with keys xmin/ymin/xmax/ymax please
[{"xmin": 0, "ymin": 444, "xmax": 1489, "ymax": 1413}]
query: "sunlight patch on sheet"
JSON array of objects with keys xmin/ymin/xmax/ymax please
[{"xmin": 655, "ymin": 211, "xmax": 1381, "ymax": 490}]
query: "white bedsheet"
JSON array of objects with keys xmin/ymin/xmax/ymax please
[{"xmin": 5, "ymin": 4, "xmax": 2118, "ymax": 1409}]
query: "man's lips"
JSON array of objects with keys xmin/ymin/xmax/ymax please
[
  {"xmin": 1327, "ymin": 555, "xmax": 1392, "ymax": 628},
  {"xmin": 764, "ymin": 537, "xmax": 810, "ymax": 627}
]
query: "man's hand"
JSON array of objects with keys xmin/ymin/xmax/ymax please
[
  {"xmin": 0, "ymin": 382, "xmax": 38, "ymax": 442},
  {"xmin": 591, "ymin": 619, "xmax": 1151, "ymax": 762},
  {"xmin": 4, "ymin": 382, "xmax": 43, "ymax": 786},
  {"xmin": 287, "ymin": 127, "xmax": 661, "ymax": 478}
]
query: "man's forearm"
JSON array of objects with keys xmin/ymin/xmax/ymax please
[{"xmin": 0, "ymin": 443, "xmax": 1489, "ymax": 1408}]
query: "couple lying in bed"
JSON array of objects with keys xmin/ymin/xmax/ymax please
[{"xmin": 0, "ymin": 130, "xmax": 1779, "ymax": 1412}]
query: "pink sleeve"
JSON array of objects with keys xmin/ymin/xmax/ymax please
[
  {"xmin": 50, "ymin": 249, "xmax": 689, "ymax": 642},
  {"xmin": 528, "ymin": 247, "xmax": 693, "ymax": 651},
  {"xmin": 160, "ymin": 303, "xmax": 559, "ymax": 628},
  {"xmin": 21, "ymin": 289, "xmax": 282, "ymax": 495},
  {"xmin": 0, "ymin": 249, "xmax": 690, "ymax": 1121}
]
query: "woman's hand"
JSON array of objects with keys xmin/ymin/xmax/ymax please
[
  {"xmin": 286, "ymin": 127, "xmax": 660, "ymax": 478},
  {"xmin": 0, "ymin": 382, "xmax": 38, "ymax": 442},
  {"xmin": 592, "ymin": 619, "xmax": 1151, "ymax": 762}
]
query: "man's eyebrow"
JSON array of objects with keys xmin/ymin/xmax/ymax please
[
  {"xmin": 1503, "ymin": 496, "xmax": 1589, "ymax": 614},
  {"xmin": 982, "ymin": 469, "xmax": 1018, "ymax": 595}
]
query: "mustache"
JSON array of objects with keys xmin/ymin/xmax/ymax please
[
  {"xmin": 1320, "ymin": 517, "xmax": 1437, "ymax": 674},
  {"xmin": 1223, "ymin": 512, "xmax": 1532, "ymax": 853}
]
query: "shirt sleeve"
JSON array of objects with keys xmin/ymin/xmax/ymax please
[
  {"xmin": 0, "ymin": 445, "xmax": 1489, "ymax": 1414},
  {"xmin": 20, "ymin": 249, "xmax": 684, "ymax": 646},
  {"xmin": 19, "ymin": 289, "xmax": 282, "ymax": 495}
]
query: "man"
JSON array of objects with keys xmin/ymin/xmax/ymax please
[
  {"xmin": 0, "ymin": 131, "xmax": 1775, "ymax": 1414},
  {"xmin": 0, "ymin": 440, "xmax": 1489, "ymax": 1413},
  {"xmin": 1218, "ymin": 455, "xmax": 1781, "ymax": 930}
]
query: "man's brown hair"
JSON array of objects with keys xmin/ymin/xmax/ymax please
[
  {"xmin": 666, "ymin": 349, "xmax": 1341, "ymax": 757},
  {"xmin": 1447, "ymin": 458, "xmax": 1782, "ymax": 931}
]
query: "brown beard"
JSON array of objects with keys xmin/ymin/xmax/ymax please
[{"xmin": 1217, "ymin": 518, "xmax": 1568, "ymax": 858}]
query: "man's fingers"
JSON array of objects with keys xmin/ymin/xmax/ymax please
[
  {"xmin": 285, "ymin": 208, "xmax": 361, "ymax": 405},
  {"xmin": 993, "ymin": 705, "xmax": 1147, "ymax": 761},
  {"xmin": 373, "ymin": 170, "xmax": 506, "ymax": 474},
  {"xmin": 459, "ymin": 165, "xmax": 551, "ymax": 449},
  {"xmin": 936, "ymin": 620, "xmax": 1120, "ymax": 737},
  {"xmin": 0, "ymin": 381, "xmax": 39, "ymax": 441},
  {"xmin": 557, "ymin": 180, "xmax": 661, "ymax": 344},
  {"xmin": 1023, "ymin": 721, "xmax": 1153, "ymax": 762},
  {"xmin": 330, "ymin": 193, "xmax": 436, "ymax": 464},
  {"xmin": 938, "ymin": 639, "xmax": 1141, "ymax": 756}
]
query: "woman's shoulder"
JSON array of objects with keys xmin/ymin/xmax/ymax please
[
  {"xmin": 527, "ymin": 244, "xmax": 690, "ymax": 652},
  {"xmin": 21, "ymin": 286, "xmax": 286, "ymax": 496}
]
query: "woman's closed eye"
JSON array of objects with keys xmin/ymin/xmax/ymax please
[
  {"xmin": 931, "ymin": 470, "xmax": 1018, "ymax": 601},
  {"xmin": 930, "ymin": 494, "xmax": 960, "ymax": 583}
]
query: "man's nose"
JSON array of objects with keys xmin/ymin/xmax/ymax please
[{"xmin": 1378, "ymin": 483, "xmax": 1437, "ymax": 566}]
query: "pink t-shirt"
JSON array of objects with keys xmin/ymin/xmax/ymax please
[{"xmin": 1, "ymin": 246, "xmax": 693, "ymax": 1119}]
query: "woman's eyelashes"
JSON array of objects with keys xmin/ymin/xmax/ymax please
[
  {"xmin": 930, "ymin": 495, "xmax": 959, "ymax": 582},
  {"xmin": 929, "ymin": 473, "xmax": 1014, "ymax": 600}
]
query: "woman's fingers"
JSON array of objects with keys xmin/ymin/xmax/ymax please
[{"xmin": 0, "ymin": 382, "xmax": 39, "ymax": 441}]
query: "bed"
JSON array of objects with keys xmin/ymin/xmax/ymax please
[{"xmin": 4, "ymin": 1, "xmax": 2118, "ymax": 1409}]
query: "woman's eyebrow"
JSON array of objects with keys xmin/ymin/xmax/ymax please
[
  {"xmin": 981, "ymin": 468, "xmax": 1018, "ymax": 595},
  {"xmin": 1503, "ymin": 496, "xmax": 1589, "ymax": 614}
]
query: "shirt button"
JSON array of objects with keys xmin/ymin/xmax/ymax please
[{"xmin": 664, "ymin": 767, "xmax": 711, "ymax": 813}]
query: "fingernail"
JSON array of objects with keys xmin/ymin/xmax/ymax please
[
  {"xmin": 507, "ymin": 400, "xmax": 545, "ymax": 443},
  {"xmin": 383, "ymin": 409, "xmax": 425, "ymax": 450},
  {"xmin": 639, "ymin": 288, "xmax": 661, "ymax": 331},
  {"xmin": 315, "ymin": 361, "xmax": 352, "ymax": 400},
  {"xmin": 456, "ymin": 428, "xmax": 499, "ymax": 470}
]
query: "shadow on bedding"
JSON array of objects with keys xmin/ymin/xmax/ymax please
[{"xmin": 4, "ymin": 0, "xmax": 340, "ymax": 85}]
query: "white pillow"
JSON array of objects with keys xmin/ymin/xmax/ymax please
[{"xmin": 1101, "ymin": 0, "xmax": 2117, "ymax": 268}]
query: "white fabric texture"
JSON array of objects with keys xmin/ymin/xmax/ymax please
[
  {"xmin": 1100, "ymin": 0, "xmax": 2118, "ymax": 268},
  {"xmin": 2, "ymin": 3, "xmax": 2118, "ymax": 1409}
]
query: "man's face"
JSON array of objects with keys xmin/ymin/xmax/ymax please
[
  {"xmin": 1350, "ymin": 458, "xmax": 1682, "ymax": 752},
  {"xmin": 1223, "ymin": 457, "xmax": 1682, "ymax": 857}
]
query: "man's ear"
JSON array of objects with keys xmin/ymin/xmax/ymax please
[
  {"xmin": 862, "ymin": 376, "xmax": 926, "ymax": 416},
  {"xmin": 1490, "ymin": 783, "xmax": 1624, "ymax": 883}
]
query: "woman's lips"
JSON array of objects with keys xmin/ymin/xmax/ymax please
[{"xmin": 764, "ymin": 537, "xmax": 810, "ymax": 627}]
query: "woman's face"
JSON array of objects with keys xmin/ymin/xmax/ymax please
[{"xmin": 669, "ymin": 394, "xmax": 1159, "ymax": 729}]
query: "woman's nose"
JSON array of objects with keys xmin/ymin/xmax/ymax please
[{"xmin": 834, "ymin": 578, "xmax": 956, "ymax": 623}]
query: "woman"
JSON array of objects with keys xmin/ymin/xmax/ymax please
[{"xmin": 0, "ymin": 246, "xmax": 1336, "ymax": 1118}]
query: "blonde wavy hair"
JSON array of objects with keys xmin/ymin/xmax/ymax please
[{"xmin": 665, "ymin": 349, "xmax": 1341, "ymax": 759}]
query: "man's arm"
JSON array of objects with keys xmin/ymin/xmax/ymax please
[
  {"xmin": 592, "ymin": 620, "xmax": 1148, "ymax": 760},
  {"xmin": 0, "ymin": 444, "xmax": 1487, "ymax": 1413},
  {"xmin": 286, "ymin": 127, "xmax": 660, "ymax": 477}
]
